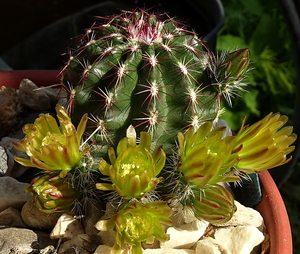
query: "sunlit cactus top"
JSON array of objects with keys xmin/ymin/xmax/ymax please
[{"xmin": 61, "ymin": 8, "xmax": 250, "ymax": 155}]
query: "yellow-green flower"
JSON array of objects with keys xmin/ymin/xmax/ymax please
[
  {"xmin": 233, "ymin": 112, "xmax": 297, "ymax": 173},
  {"xmin": 96, "ymin": 126, "xmax": 166, "ymax": 199},
  {"xmin": 95, "ymin": 201, "xmax": 172, "ymax": 254},
  {"xmin": 13, "ymin": 104, "xmax": 89, "ymax": 178},
  {"xmin": 177, "ymin": 122, "xmax": 240, "ymax": 187},
  {"xmin": 26, "ymin": 173, "xmax": 79, "ymax": 213}
]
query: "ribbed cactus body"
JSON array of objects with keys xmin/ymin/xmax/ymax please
[{"xmin": 62, "ymin": 10, "xmax": 221, "ymax": 152}]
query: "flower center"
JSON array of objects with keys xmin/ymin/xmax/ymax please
[{"xmin": 42, "ymin": 133, "xmax": 66, "ymax": 146}]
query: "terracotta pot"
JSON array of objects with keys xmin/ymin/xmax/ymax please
[
  {"xmin": 255, "ymin": 170, "xmax": 293, "ymax": 254},
  {"xmin": 0, "ymin": 70, "xmax": 293, "ymax": 254}
]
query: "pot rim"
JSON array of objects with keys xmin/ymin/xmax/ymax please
[{"xmin": 256, "ymin": 170, "xmax": 293, "ymax": 254}]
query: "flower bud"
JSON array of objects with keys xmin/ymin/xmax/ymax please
[{"xmin": 26, "ymin": 174, "xmax": 79, "ymax": 213}]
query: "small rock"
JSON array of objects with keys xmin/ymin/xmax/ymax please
[
  {"xmin": 143, "ymin": 248, "xmax": 196, "ymax": 253},
  {"xmin": 195, "ymin": 238, "xmax": 228, "ymax": 254},
  {"xmin": 160, "ymin": 219, "xmax": 209, "ymax": 249},
  {"xmin": 50, "ymin": 213, "xmax": 85, "ymax": 240},
  {"xmin": 0, "ymin": 137, "xmax": 29, "ymax": 177},
  {"xmin": 0, "ymin": 226, "xmax": 58, "ymax": 254},
  {"xmin": 0, "ymin": 176, "xmax": 32, "ymax": 212},
  {"xmin": 0, "ymin": 146, "xmax": 14, "ymax": 176},
  {"xmin": 0, "ymin": 207, "xmax": 27, "ymax": 227},
  {"xmin": 21, "ymin": 199, "xmax": 63, "ymax": 231},
  {"xmin": 58, "ymin": 234, "xmax": 101, "ymax": 254},
  {"xmin": 18, "ymin": 78, "xmax": 51, "ymax": 111},
  {"xmin": 214, "ymin": 226, "xmax": 265, "ymax": 254},
  {"xmin": 40, "ymin": 245, "xmax": 57, "ymax": 254},
  {"xmin": 0, "ymin": 86, "xmax": 19, "ymax": 138},
  {"xmin": 215, "ymin": 201, "xmax": 264, "ymax": 231},
  {"xmin": 94, "ymin": 245, "xmax": 112, "ymax": 254},
  {"xmin": 98, "ymin": 228, "xmax": 116, "ymax": 247}
]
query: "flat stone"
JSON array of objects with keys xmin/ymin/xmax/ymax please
[
  {"xmin": 215, "ymin": 201, "xmax": 264, "ymax": 231},
  {"xmin": 21, "ymin": 199, "xmax": 63, "ymax": 231},
  {"xmin": 18, "ymin": 78, "xmax": 51, "ymax": 111},
  {"xmin": 161, "ymin": 219, "xmax": 209, "ymax": 249},
  {"xmin": 143, "ymin": 248, "xmax": 196, "ymax": 253},
  {"xmin": 195, "ymin": 238, "xmax": 229, "ymax": 254},
  {"xmin": 0, "ymin": 226, "xmax": 58, "ymax": 254},
  {"xmin": 50, "ymin": 213, "xmax": 85, "ymax": 240},
  {"xmin": 0, "ymin": 207, "xmax": 27, "ymax": 227},
  {"xmin": 0, "ymin": 176, "xmax": 32, "ymax": 212},
  {"xmin": 214, "ymin": 226, "xmax": 265, "ymax": 254}
]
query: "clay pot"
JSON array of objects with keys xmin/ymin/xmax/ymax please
[{"xmin": 0, "ymin": 70, "xmax": 293, "ymax": 254}]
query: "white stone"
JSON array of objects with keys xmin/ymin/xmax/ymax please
[
  {"xmin": 215, "ymin": 201, "xmax": 264, "ymax": 231},
  {"xmin": 214, "ymin": 226, "xmax": 265, "ymax": 254},
  {"xmin": 195, "ymin": 238, "xmax": 229, "ymax": 254},
  {"xmin": 160, "ymin": 219, "xmax": 209, "ymax": 249},
  {"xmin": 143, "ymin": 248, "xmax": 196, "ymax": 254},
  {"xmin": 94, "ymin": 245, "xmax": 112, "ymax": 254},
  {"xmin": 50, "ymin": 213, "xmax": 84, "ymax": 240},
  {"xmin": 0, "ymin": 176, "xmax": 32, "ymax": 212},
  {"xmin": 0, "ymin": 137, "xmax": 29, "ymax": 177}
]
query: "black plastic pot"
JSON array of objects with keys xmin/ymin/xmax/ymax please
[{"xmin": 0, "ymin": 0, "xmax": 224, "ymax": 70}]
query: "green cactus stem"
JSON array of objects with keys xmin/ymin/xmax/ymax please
[{"xmin": 61, "ymin": 9, "xmax": 250, "ymax": 156}]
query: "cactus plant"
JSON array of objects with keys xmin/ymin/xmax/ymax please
[
  {"xmin": 12, "ymin": 7, "xmax": 297, "ymax": 254},
  {"xmin": 61, "ymin": 9, "xmax": 250, "ymax": 156}
]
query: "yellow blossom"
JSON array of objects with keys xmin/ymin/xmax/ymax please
[
  {"xmin": 233, "ymin": 112, "xmax": 297, "ymax": 173},
  {"xmin": 13, "ymin": 104, "xmax": 89, "ymax": 178}
]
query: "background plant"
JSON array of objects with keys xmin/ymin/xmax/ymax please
[
  {"xmin": 218, "ymin": 0, "xmax": 295, "ymax": 130},
  {"xmin": 218, "ymin": 0, "xmax": 299, "ymax": 251}
]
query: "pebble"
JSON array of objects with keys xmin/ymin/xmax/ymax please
[
  {"xmin": 0, "ymin": 226, "xmax": 58, "ymax": 254},
  {"xmin": 0, "ymin": 146, "xmax": 14, "ymax": 176},
  {"xmin": 215, "ymin": 201, "xmax": 264, "ymax": 231},
  {"xmin": 0, "ymin": 176, "xmax": 32, "ymax": 212},
  {"xmin": 50, "ymin": 213, "xmax": 85, "ymax": 240},
  {"xmin": 94, "ymin": 245, "xmax": 113, "ymax": 254},
  {"xmin": 160, "ymin": 219, "xmax": 209, "ymax": 249},
  {"xmin": 143, "ymin": 249, "xmax": 196, "ymax": 254},
  {"xmin": 0, "ymin": 137, "xmax": 30, "ymax": 178},
  {"xmin": 213, "ymin": 226, "xmax": 265, "ymax": 254},
  {"xmin": 17, "ymin": 78, "xmax": 51, "ymax": 111},
  {"xmin": 0, "ymin": 207, "xmax": 27, "ymax": 228},
  {"xmin": 0, "ymin": 86, "xmax": 19, "ymax": 138},
  {"xmin": 195, "ymin": 238, "xmax": 228, "ymax": 254},
  {"xmin": 21, "ymin": 199, "xmax": 64, "ymax": 231},
  {"xmin": 58, "ymin": 234, "xmax": 101, "ymax": 254}
]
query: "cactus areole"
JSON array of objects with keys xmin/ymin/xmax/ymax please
[{"xmin": 61, "ymin": 9, "xmax": 249, "ymax": 154}]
